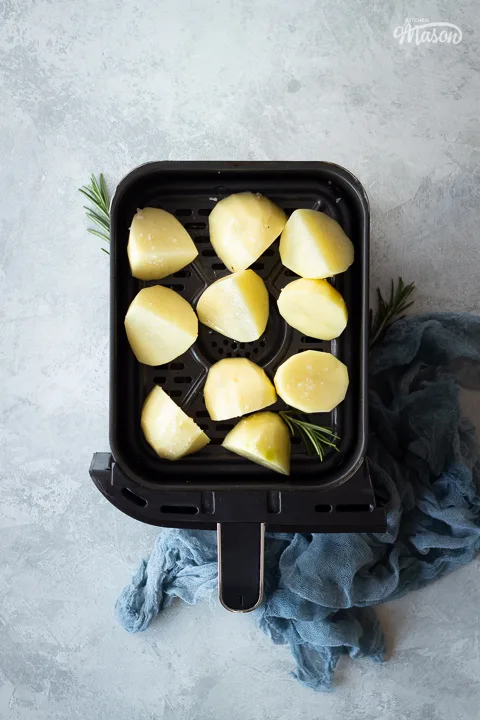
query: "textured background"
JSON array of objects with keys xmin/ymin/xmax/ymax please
[{"xmin": 1, "ymin": 1, "xmax": 479, "ymax": 718}]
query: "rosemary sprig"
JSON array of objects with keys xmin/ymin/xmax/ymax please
[
  {"xmin": 79, "ymin": 173, "xmax": 111, "ymax": 254},
  {"xmin": 369, "ymin": 277, "xmax": 415, "ymax": 348},
  {"xmin": 279, "ymin": 410, "xmax": 340, "ymax": 460}
]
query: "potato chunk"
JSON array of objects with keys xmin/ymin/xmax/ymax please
[
  {"xmin": 125, "ymin": 285, "xmax": 198, "ymax": 366},
  {"xmin": 204, "ymin": 358, "xmax": 276, "ymax": 421},
  {"xmin": 196, "ymin": 270, "xmax": 269, "ymax": 342},
  {"xmin": 277, "ymin": 278, "xmax": 347, "ymax": 340},
  {"xmin": 128, "ymin": 207, "xmax": 198, "ymax": 280},
  {"xmin": 142, "ymin": 386, "xmax": 209, "ymax": 460},
  {"xmin": 222, "ymin": 412, "xmax": 291, "ymax": 475},
  {"xmin": 274, "ymin": 350, "xmax": 349, "ymax": 413},
  {"xmin": 209, "ymin": 192, "xmax": 287, "ymax": 272},
  {"xmin": 279, "ymin": 209, "xmax": 354, "ymax": 278}
]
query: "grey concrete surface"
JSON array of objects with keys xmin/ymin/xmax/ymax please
[{"xmin": 1, "ymin": 1, "xmax": 480, "ymax": 718}]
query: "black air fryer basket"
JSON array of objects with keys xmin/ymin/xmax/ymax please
[{"xmin": 90, "ymin": 161, "xmax": 386, "ymax": 612}]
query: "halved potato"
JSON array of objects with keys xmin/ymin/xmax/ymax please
[
  {"xmin": 128, "ymin": 207, "xmax": 198, "ymax": 280},
  {"xmin": 209, "ymin": 192, "xmax": 287, "ymax": 272},
  {"xmin": 277, "ymin": 278, "xmax": 347, "ymax": 340},
  {"xmin": 196, "ymin": 270, "xmax": 269, "ymax": 342},
  {"xmin": 204, "ymin": 358, "xmax": 276, "ymax": 421},
  {"xmin": 142, "ymin": 386, "xmax": 209, "ymax": 460},
  {"xmin": 125, "ymin": 285, "xmax": 198, "ymax": 366},
  {"xmin": 274, "ymin": 350, "xmax": 349, "ymax": 413},
  {"xmin": 222, "ymin": 412, "xmax": 291, "ymax": 475},
  {"xmin": 279, "ymin": 209, "xmax": 354, "ymax": 278}
]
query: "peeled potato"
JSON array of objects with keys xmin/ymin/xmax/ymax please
[
  {"xmin": 196, "ymin": 270, "xmax": 269, "ymax": 342},
  {"xmin": 209, "ymin": 192, "xmax": 287, "ymax": 272},
  {"xmin": 125, "ymin": 285, "xmax": 198, "ymax": 366},
  {"xmin": 277, "ymin": 278, "xmax": 347, "ymax": 340},
  {"xmin": 279, "ymin": 209, "xmax": 354, "ymax": 278},
  {"xmin": 204, "ymin": 358, "xmax": 276, "ymax": 421},
  {"xmin": 274, "ymin": 350, "xmax": 349, "ymax": 413},
  {"xmin": 142, "ymin": 386, "xmax": 209, "ymax": 460},
  {"xmin": 223, "ymin": 412, "xmax": 291, "ymax": 475},
  {"xmin": 128, "ymin": 207, "xmax": 198, "ymax": 280}
]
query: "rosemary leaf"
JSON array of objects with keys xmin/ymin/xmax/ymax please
[
  {"xmin": 369, "ymin": 277, "xmax": 415, "ymax": 348},
  {"xmin": 80, "ymin": 173, "xmax": 111, "ymax": 254},
  {"xmin": 88, "ymin": 228, "xmax": 111, "ymax": 242},
  {"xmin": 78, "ymin": 188, "xmax": 100, "ymax": 205},
  {"xmin": 85, "ymin": 209, "xmax": 110, "ymax": 230},
  {"xmin": 279, "ymin": 410, "xmax": 340, "ymax": 461},
  {"xmin": 99, "ymin": 173, "xmax": 109, "ymax": 203}
]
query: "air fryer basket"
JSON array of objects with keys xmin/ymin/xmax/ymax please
[{"xmin": 90, "ymin": 161, "xmax": 386, "ymax": 612}]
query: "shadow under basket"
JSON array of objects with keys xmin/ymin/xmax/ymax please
[{"xmin": 90, "ymin": 161, "xmax": 386, "ymax": 613}]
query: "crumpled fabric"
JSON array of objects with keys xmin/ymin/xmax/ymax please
[{"xmin": 115, "ymin": 313, "xmax": 480, "ymax": 690}]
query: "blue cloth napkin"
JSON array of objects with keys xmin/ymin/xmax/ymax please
[{"xmin": 115, "ymin": 313, "xmax": 480, "ymax": 690}]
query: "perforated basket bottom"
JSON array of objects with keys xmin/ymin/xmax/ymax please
[{"xmin": 138, "ymin": 193, "xmax": 348, "ymax": 460}]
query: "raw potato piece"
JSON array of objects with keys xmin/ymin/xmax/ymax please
[
  {"xmin": 209, "ymin": 192, "xmax": 287, "ymax": 272},
  {"xmin": 279, "ymin": 209, "xmax": 354, "ymax": 279},
  {"xmin": 128, "ymin": 207, "xmax": 198, "ymax": 280},
  {"xmin": 142, "ymin": 386, "xmax": 210, "ymax": 460},
  {"xmin": 274, "ymin": 350, "xmax": 349, "ymax": 413},
  {"xmin": 125, "ymin": 285, "xmax": 198, "ymax": 366},
  {"xmin": 277, "ymin": 278, "xmax": 347, "ymax": 340},
  {"xmin": 196, "ymin": 270, "xmax": 269, "ymax": 342},
  {"xmin": 204, "ymin": 358, "xmax": 276, "ymax": 421},
  {"xmin": 223, "ymin": 412, "xmax": 291, "ymax": 475}
]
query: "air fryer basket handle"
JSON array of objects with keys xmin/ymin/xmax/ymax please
[{"xmin": 217, "ymin": 522, "xmax": 265, "ymax": 612}]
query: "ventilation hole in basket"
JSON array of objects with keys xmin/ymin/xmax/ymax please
[
  {"xmin": 198, "ymin": 208, "xmax": 211, "ymax": 216},
  {"xmin": 185, "ymin": 222, "xmax": 207, "ymax": 230},
  {"xmin": 175, "ymin": 209, "xmax": 192, "ymax": 217},
  {"xmin": 202, "ymin": 248, "xmax": 216, "ymax": 257},
  {"xmin": 301, "ymin": 336, "xmax": 322, "ymax": 344},
  {"xmin": 174, "ymin": 376, "xmax": 192, "ymax": 384},
  {"xmin": 173, "ymin": 270, "xmax": 191, "ymax": 278},
  {"xmin": 165, "ymin": 283, "xmax": 184, "ymax": 291},
  {"xmin": 196, "ymin": 236, "xmax": 210, "ymax": 244},
  {"xmin": 169, "ymin": 362, "xmax": 185, "ymax": 370},
  {"xmin": 336, "ymin": 504, "xmax": 373, "ymax": 513},
  {"xmin": 251, "ymin": 262, "xmax": 264, "ymax": 270},
  {"xmin": 263, "ymin": 248, "xmax": 275, "ymax": 257},
  {"xmin": 253, "ymin": 348, "xmax": 259, "ymax": 354},
  {"xmin": 260, "ymin": 340, "xmax": 266, "ymax": 347},
  {"xmin": 315, "ymin": 504, "xmax": 333, "ymax": 513},
  {"xmin": 196, "ymin": 410, "xmax": 210, "ymax": 418},
  {"xmin": 121, "ymin": 488, "xmax": 147, "ymax": 507},
  {"xmin": 223, "ymin": 339, "xmax": 229, "ymax": 346},
  {"xmin": 212, "ymin": 341, "xmax": 217, "ymax": 348},
  {"xmin": 231, "ymin": 342, "xmax": 237, "ymax": 350},
  {"xmin": 218, "ymin": 348, "xmax": 224, "ymax": 355},
  {"xmin": 245, "ymin": 351, "xmax": 251, "ymax": 358},
  {"xmin": 239, "ymin": 343, "xmax": 245, "ymax": 349},
  {"xmin": 212, "ymin": 262, "xmax": 226, "ymax": 271},
  {"xmin": 153, "ymin": 376, "xmax": 167, "ymax": 384},
  {"xmin": 161, "ymin": 504, "xmax": 198, "ymax": 515},
  {"xmin": 285, "ymin": 270, "xmax": 296, "ymax": 277},
  {"xmin": 170, "ymin": 390, "xmax": 182, "ymax": 397},
  {"xmin": 217, "ymin": 423, "xmax": 234, "ymax": 431}
]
